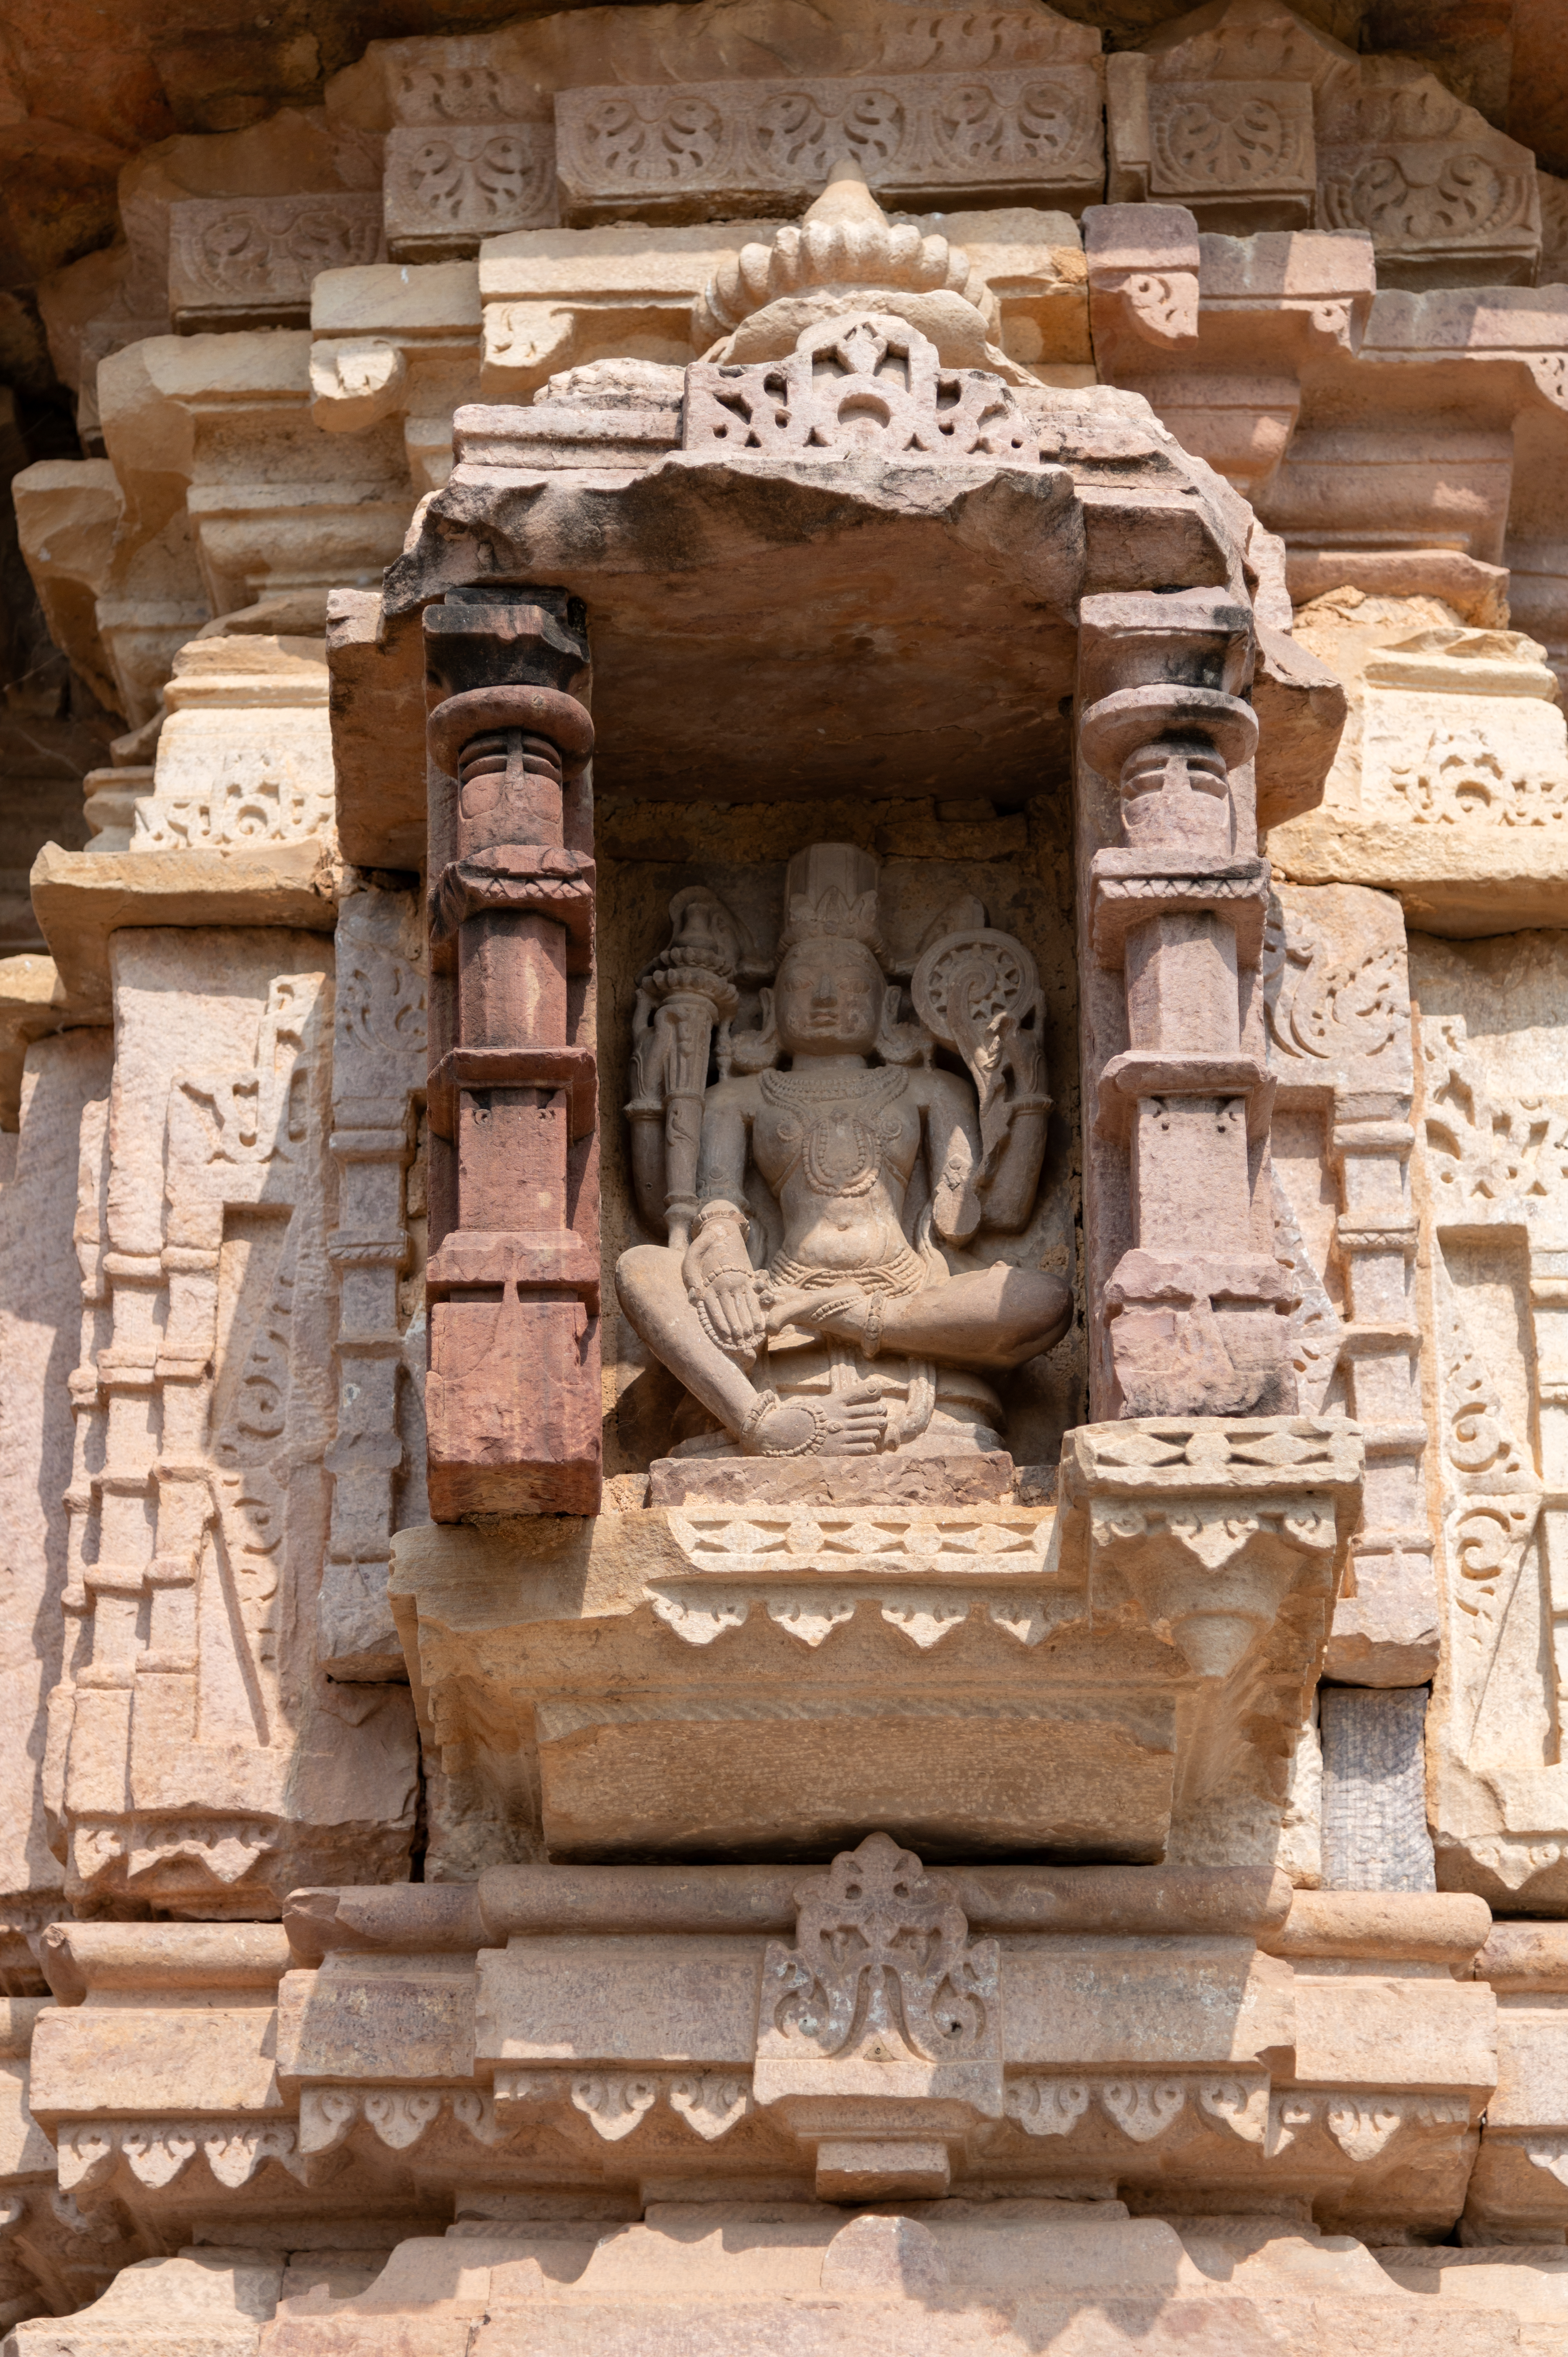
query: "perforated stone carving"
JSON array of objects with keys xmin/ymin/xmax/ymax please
[{"xmin": 687, "ymin": 314, "xmax": 1038, "ymax": 461}]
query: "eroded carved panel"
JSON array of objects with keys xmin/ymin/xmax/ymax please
[
  {"xmin": 168, "ymin": 195, "xmax": 384, "ymax": 327},
  {"xmin": 1415, "ymin": 931, "xmax": 1568, "ymax": 1909},
  {"xmin": 49, "ymin": 932, "xmax": 417, "ymax": 1916},
  {"xmin": 555, "ymin": 68, "xmax": 1106, "ymax": 219},
  {"xmin": 384, "ymin": 124, "xmax": 557, "ymax": 257},
  {"xmin": 322, "ymin": 888, "xmax": 428, "ymax": 1679}
]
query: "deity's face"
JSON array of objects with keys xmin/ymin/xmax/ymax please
[{"xmin": 774, "ymin": 938, "xmax": 884, "ymax": 1060}]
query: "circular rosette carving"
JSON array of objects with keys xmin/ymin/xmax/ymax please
[{"xmin": 912, "ymin": 928, "xmax": 1038, "ymax": 1050}]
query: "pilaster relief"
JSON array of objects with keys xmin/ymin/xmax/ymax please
[
  {"xmin": 322, "ymin": 888, "xmax": 428, "ymax": 1679},
  {"xmin": 46, "ymin": 932, "xmax": 418, "ymax": 1914},
  {"xmin": 1075, "ymin": 588, "xmax": 1295, "ymax": 1424},
  {"xmin": 1414, "ymin": 932, "xmax": 1568, "ymax": 1911},
  {"xmin": 1264, "ymin": 881, "xmax": 1432, "ymax": 1685},
  {"xmin": 422, "ymin": 588, "xmax": 602, "ymax": 1517}
]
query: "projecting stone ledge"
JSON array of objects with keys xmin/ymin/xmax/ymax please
[
  {"xmin": 29, "ymin": 841, "xmax": 342, "ymax": 1015},
  {"xmin": 388, "ymin": 1416, "xmax": 1362, "ymax": 1874}
]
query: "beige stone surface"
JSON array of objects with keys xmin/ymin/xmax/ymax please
[
  {"xmin": 1289, "ymin": 1962, "xmax": 1497, "ymax": 2093},
  {"xmin": 1264, "ymin": 879, "xmax": 1434, "ymax": 1685},
  {"xmin": 1270, "ymin": 604, "xmax": 1568, "ymax": 934},
  {"xmin": 149, "ymin": 2208, "xmax": 1536, "ymax": 2354},
  {"xmin": 1268, "ymin": 1891, "xmax": 1490, "ymax": 1963},
  {"xmin": 0, "ymin": 1031, "xmax": 113, "ymax": 1967},
  {"xmin": 6, "ymin": 0, "xmax": 1568, "ymax": 2329},
  {"xmin": 8, "ymin": 2250, "xmax": 281, "ymax": 2357},
  {"xmin": 1411, "ymin": 930, "xmax": 1568, "ymax": 1912}
]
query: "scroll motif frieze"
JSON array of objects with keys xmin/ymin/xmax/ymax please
[
  {"xmin": 168, "ymin": 195, "xmax": 384, "ymax": 324},
  {"xmin": 555, "ymin": 69, "xmax": 1105, "ymax": 215},
  {"xmin": 384, "ymin": 124, "xmax": 557, "ymax": 254},
  {"xmin": 1149, "ymin": 81, "xmax": 1314, "ymax": 204},
  {"xmin": 1317, "ymin": 83, "xmax": 1540, "ymax": 277}
]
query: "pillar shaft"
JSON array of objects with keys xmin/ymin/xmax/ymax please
[
  {"xmin": 422, "ymin": 590, "xmax": 602, "ymax": 1517},
  {"xmin": 1076, "ymin": 595, "xmax": 1296, "ymax": 1422}
]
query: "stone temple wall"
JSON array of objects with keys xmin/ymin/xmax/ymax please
[{"xmin": 1, "ymin": 0, "xmax": 1568, "ymax": 2345}]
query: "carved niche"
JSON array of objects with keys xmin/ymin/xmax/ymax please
[{"xmin": 616, "ymin": 844, "xmax": 1069, "ymax": 1472}]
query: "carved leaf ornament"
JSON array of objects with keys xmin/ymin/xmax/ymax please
[{"xmin": 763, "ymin": 1832, "xmax": 999, "ymax": 2064}]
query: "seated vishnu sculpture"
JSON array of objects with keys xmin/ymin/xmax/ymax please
[{"xmin": 617, "ymin": 844, "xmax": 1071, "ymax": 1459}]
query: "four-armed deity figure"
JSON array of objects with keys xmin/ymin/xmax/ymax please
[{"xmin": 617, "ymin": 844, "xmax": 1071, "ymax": 1459}]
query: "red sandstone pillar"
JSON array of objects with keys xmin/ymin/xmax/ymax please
[
  {"xmin": 1076, "ymin": 591, "xmax": 1295, "ymax": 1421},
  {"xmin": 422, "ymin": 588, "xmax": 602, "ymax": 1515}
]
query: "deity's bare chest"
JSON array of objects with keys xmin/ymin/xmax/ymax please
[{"xmin": 754, "ymin": 1067, "xmax": 919, "ymax": 1201}]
